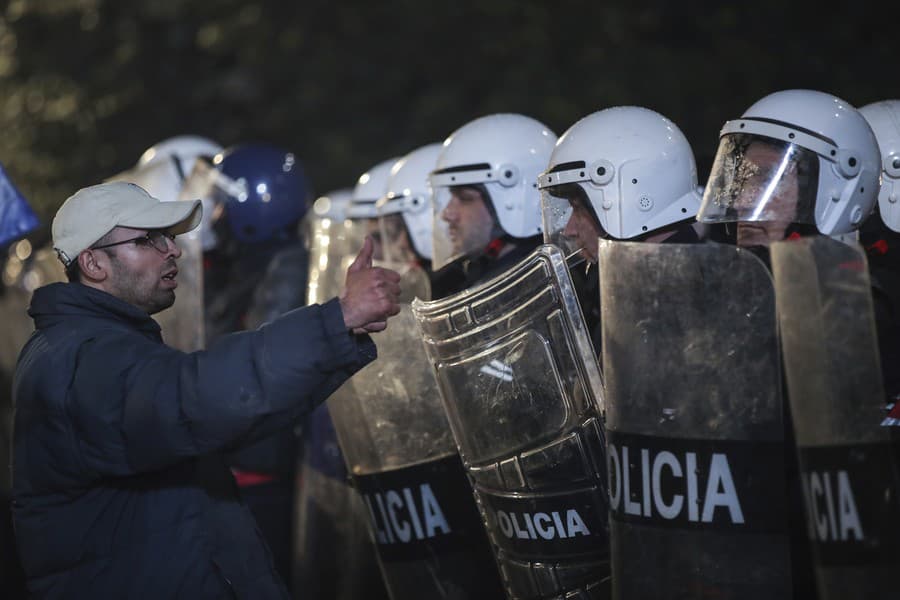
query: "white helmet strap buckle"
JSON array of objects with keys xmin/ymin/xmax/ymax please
[
  {"xmin": 497, "ymin": 163, "xmax": 519, "ymax": 187},
  {"xmin": 589, "ymin": 160, "xmax": 615, "ymax": 185},
  {"xmin": 835, "ymin": 148, "xmax": 861, "ymax": 178}
]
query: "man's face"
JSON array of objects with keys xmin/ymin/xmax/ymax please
[
  {"xmin": 440, "ymin": 187, "xmax": 495, "ymax": 256},
  {"xmin": 562, "ymin": 194, "xmax": 604, "ymax": 263},
  {"xmin": 734, "ymin": 141, "xmax": 801, "ymax": 247},
  {"xmin": 95, "ymin": 226, "xmax": 182, "ymax": 314}
]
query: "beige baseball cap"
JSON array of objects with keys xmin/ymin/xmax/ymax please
[{"xmin": 52, "ymin": 181, "xmax": 203, "ymax": 266}]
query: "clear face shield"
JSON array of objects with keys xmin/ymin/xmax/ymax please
[
  {"xmin": 306, "ymin": 214, "xmax": 368, "ymax": 304},
  {"xmin": 177, "ymin": 159, "xmax": 242, "ymax": 252},
  {"xmin": 540, "ymin": 181, "xmax": 607, "ymax": 264},
  {"xmin": 376, "ymin": 202, "xmax": 420, "ymax": 268},
  {"xmin": 376, "ymin": 202, "xmax": 432, "ymax": 301},
  {"xmin": 698, "ymin": 133, "xmax": 820, "ymax": 241},
  {"xmin": 429, "ymin": 184, "xmax": 497, "ymax": 271},
  {"xmin": 428, "ymin": 159, "xmax": 501, "ymax": 272}
]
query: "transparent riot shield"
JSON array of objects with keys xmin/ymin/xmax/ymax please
[
  {"xmin": 293, "ymin": 212, "xmax": 390, "ymax": 599},
  {"xmin": 107, "ymin": 159, "xmax": 205, "ymax": 351},
  {"xmin": 771, "ymin": 236, "xmax": 900, "ymax": 599},
  {"xmin": 599, "ymin": 240, "xmax": 790, "ymax": 599},
  {"xmin": 307, "ymin": 215, "xmax": 367, "ymax": 305},
  {"xmin": 412, "ymin": 244, "xmax": 610, "ymax": 600},
  {"xmin": 292, "ymin": 402, "xmax": 388, "ymax": 600},
  {"xmin": 327, "ymin": 304, "xmax": 505, "ymax": 599}
]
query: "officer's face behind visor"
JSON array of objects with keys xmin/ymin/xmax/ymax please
[
  {"xmin": 378, "ymin": 213, "xmax": 418, "ymax": 266},
  {"xmin": 543, "ymin": 182, "xmax": 609, "ymax": 264},
  {"xmin": 698, "ymin": 134, "xmax": 819, "ymax": 246},
  {"xmin": 438, "ymin": 185, "xmax": 495, "ymax": 258}
]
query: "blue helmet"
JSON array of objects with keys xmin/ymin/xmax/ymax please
[{"xmin": 213, "ymin": 143, "xmax": 311, "ymax": 243}]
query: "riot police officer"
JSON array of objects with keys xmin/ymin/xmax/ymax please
[
  {"xmin": 698, "ymin": 90, "xmax": 879, "ymax": 249},
  {"xmin": 858, "ymin": 100, "xmax": 900, "ymax": 408},
  {"xmin": 695, "ymin": 88, "xmax": 881, "ymax": 599},
  {"xmin": 374, "ymin": 143, "xmax": 447, "ymax": 299},
  {"xmin": 540, "ymin": 106, "xmax": 704, "ymax": 264},
  {"xmin": 201, "ymin": 142, "xmax": 313, "ymax": 586},
  {"xmin": 539, "ymin": 105, "xmax": 705, "ymax": 349},
  {"xmin": 429, "ymin": 113, "xmax": 557, "ymax": 290},
  {"xmin": 347, "ymin": 157, "xmax": 401, "ymax": 264},
  {"xmin": 765, "ymin": 97, "xmax": 900, "ymax": 599}
]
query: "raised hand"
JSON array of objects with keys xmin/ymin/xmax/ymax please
[{"xmin": 339, "ymin": 236, "xmax": 402, "ymax": 334}]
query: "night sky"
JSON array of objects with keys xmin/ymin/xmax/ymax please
[{"xmin": 2, "ymin": 0, "xmax": 898, "ymax": 234}]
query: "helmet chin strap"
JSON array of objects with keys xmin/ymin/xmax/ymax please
[
  {"xmin": 484, "ymin": 236, "xmax": 508, "ymax": 259},
  {"xmin": 784, "ymin": 222, "xmax": 819, "ymax": 239}
]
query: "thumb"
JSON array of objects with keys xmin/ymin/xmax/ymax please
[{"xmin": 348, "ymin": 235, "xmax": 374, "ymax": 273}]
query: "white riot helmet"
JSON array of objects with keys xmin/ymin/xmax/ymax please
[
  {"xmin": 698, "ymin": 89, "xmax": 880, "ymax": 236},
  {"xmin": 375, "ymin": 143, "xmax": 442, "ymax": 263},
  {"xmin": 311, "ymin": 188, "xmax": 354, "ymax": 221},
  {"xmin": 105, "ymin": 135, "xmax": 224, "ymax": 251},
  {"xmin": 539, "ymin": 106, "xmax": 701, "ymax": 259},
  {"xmin": 347, "ymin": 157, "xmax": 401, "ymax": 220},
  {"xmin": 138, "ymin": 135, "xmax": 224, "ymax": 182},
  {"xmin": 134, "ymin": 136, "xmax": 224, "ymax": 251},
  {"xmin": 302, "ymin": 187, "xmax": 353, "ymax": 250},
  {"xmin": 429, "ymin": 113, "xmax": 557, "ymax": 269},
  {"xmin": 859, "ymin": 100, "xmax": 900, "ymax": 233}
]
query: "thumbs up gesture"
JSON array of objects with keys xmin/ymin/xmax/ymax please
[{"xmin": 339, "ymin": 236, "xmax": 402, "ymax": 334}]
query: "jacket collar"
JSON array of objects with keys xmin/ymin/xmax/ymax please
[{"xmin": 29, "ymin": 282, "xmax": 162, "ymax": 337}]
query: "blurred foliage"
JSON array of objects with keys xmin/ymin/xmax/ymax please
[{"xmin": 1, "ymin": 0, "xmax": 898, "ymax": 229}]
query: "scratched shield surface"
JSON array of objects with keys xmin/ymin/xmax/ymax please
[
  {"xmin": 772, "ymin": 235, "xmax": 900, "ymax": 599},
  {"xmin": 600, "ymin": 240, "xmax": 791, "ymax": 600},
  {"xmin": 413, "ymin": 244, "xmax": 610, "ymax": 600}
]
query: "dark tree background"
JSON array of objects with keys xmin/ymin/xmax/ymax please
[{"xmin": 1, "ymin": 0, "xmax": 898, "ymax": 228}]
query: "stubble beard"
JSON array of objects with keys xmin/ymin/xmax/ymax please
[{"xmin": 108, "ymin": 255, "xmax": 177, "ymax": 315}]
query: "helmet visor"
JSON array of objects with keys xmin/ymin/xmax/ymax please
[
  {"xmin": 377, "ymin": 209, "xmax": 418, "ymax": 268},
  {"xmin": 177, "ymin": 159, "xmax": 229, "ymax": 251},
  {"xmin": 541, "ymin": 182, "xmax": 607, "ymax": 262},
  {"xmin": 430, "ymin": 184, "xmax": 495, "ymax": 271},
  {"xmin": 307, "ymin": 216, "xmax": 369, "ymax": 304},
  {"xmin": 698, "ymin": 133, "xmax": 819, "ymax": 227}
]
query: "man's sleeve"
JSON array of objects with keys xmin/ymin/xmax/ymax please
[{"xmin": 70, "ymin": 298, "xmax": 375, "ymax": 476}]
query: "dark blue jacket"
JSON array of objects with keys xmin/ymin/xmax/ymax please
[{"xmin": 11, "ymin": 282, "xmax": 375, "ymax": 599}]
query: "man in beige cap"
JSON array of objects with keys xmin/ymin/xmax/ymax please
[
  {"xmin": 11, "ymin": 181, "xmax": 400, "ymax": 598},
  {"xmin": 52, "ymin": 181, "xmax": 206, "ymax": 313}
]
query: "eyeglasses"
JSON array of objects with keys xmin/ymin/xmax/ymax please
[{"xmin": 91, "ymin": 230, "xmax": 177, "ymax": 254}]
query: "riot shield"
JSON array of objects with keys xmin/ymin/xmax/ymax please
[
  {"xmin": 292, "ymin": 403, "xmax": 388, "ymax": 600},
  {"xmin": 771, "ymin": 236, "xmax": 900, "ymax": 599},
  {"xmin": 327, "ymin": 304, "xmax": 504, "ymax": 599},
  {"xmin": 292, "ymin": 211, "xmax": 389, "ymax": 599},
  {"xmin": 107, "ymin": 159, "xmax": 205, "ymax": 351},
  {"xmin": 599, "ymin": 240, "xmax": 790, "ymax": 599},
  {"xmin": 412, "ymin": 244, "xmax": 610, "ymax": 600},
  {"xmin": 306, "ymin": 215, "xmax": 367, "ymax": 305}
]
